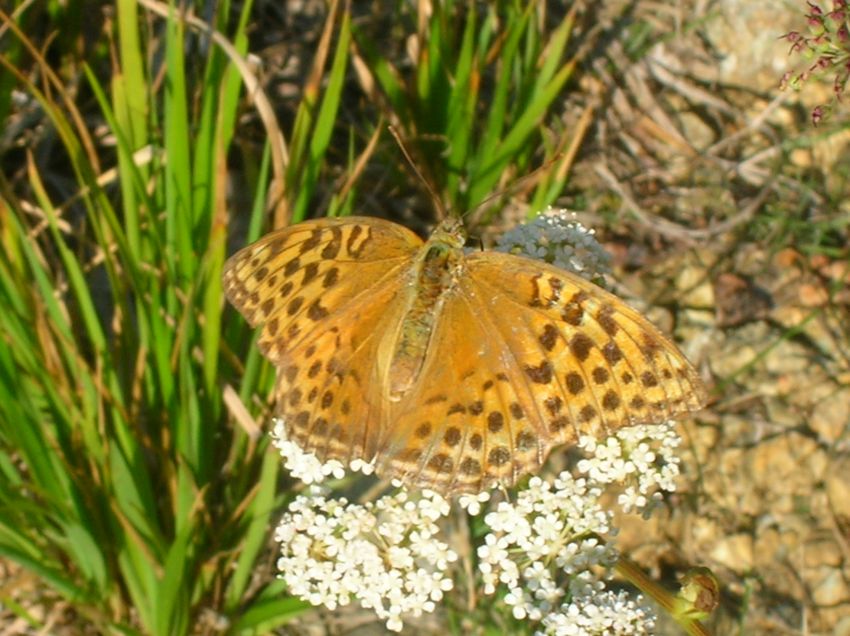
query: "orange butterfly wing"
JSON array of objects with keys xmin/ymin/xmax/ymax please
[
  {"xmin": 379, "ymin": 250, "xmax": 706, "ymax": 493},
  {"xmin": 223, "ymin": 217, "xmax": 421, "ymax": 463}
]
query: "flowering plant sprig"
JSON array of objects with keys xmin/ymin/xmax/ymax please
[
  {"xmin": 271, "ymin": 421, "xmax": 679, "ymax": 634},
  {"xmin": 781, "ymin": 1, "xmax": 850, "ymax": 124},
  {"xmin": 578, "ymin": 422, "xmax": 683, "ymax": 518},
  {"xmin": 266, "ymin": 211, "xmax": 710, "ymax": 634},
  {"xmin": 272, "ymin": 423, "xmax": 456, "ymax": 632},
  {"xmin": 474, "ymin": 472, "xmax": 658, "ymax": 635}
]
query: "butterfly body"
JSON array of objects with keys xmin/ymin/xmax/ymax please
[
  {"xmin": 223, "ymin": 216, "xmax": 705, "ymax": 495},
  {"xmin": 389, "ymin": 219, "xmax": 467, "ymax": 400}
]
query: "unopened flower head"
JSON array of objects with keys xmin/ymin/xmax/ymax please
[{"xmin": 495, "ymin": 207, "xmax": 612, "ymax": 283}]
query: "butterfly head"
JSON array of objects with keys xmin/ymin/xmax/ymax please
[{"xmin": 428, "ymin": 217, "xmax": 467, "ymax": 250}]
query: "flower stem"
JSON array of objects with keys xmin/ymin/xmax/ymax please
[{"xmin": 615, "ymin": 554, "xmax": 713, "ymax": 636}]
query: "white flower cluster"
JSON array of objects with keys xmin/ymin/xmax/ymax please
[
  {"xmin": 477, "ymin": 473, "xmax": 621, "ymax": 622},
  {"xmin": 537, "ymin": 589, "xmax": 657, "ymax": 636},
  {"xmin": 495, "ymin": 207, "xmax": 612, "ymax": 281},
  {"xmin": 271, "ymin": 421, "xmax": 456, "ymax": 632},
  {"xmin": 274, "ymin": 486, "xmax": 456, "ymax": 632},
  {"xmin": 577, "ymin": 422, "xmax": 682, "ymax": 517},
  {"xmin": 268, "ymin": 403, "xmax": 672, "ymax": 632}
]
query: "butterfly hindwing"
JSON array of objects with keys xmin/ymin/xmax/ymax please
[
  {"xmin": 381, "ymin": 287, "xmax": 547, "ymax": 493},
  {"xmin": 272, "ymin": 277, "xmax": 411, "ymax": 466},
  {"xmin": 465, "ymin": 251, "xmax": 706, "ymax": 431}
]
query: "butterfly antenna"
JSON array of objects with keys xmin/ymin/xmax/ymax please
[
  {"xmin": 461, "ymin": 152, "xmax": 567, "ymax": 222},
  {"xmin": 388, "ymin": 125, "xmax": 449, "ymax": 220}
]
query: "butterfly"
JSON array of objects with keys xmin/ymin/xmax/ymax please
[{"xmin": 222, "ymin": 215, "xmax": 706, "ymax": 495}]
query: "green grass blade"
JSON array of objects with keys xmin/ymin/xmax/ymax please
[
  {"xmin": 225, "ymin": 448, "xmax": 280, "ymax": 609},
  {"xmin": 292, "ymin": 10, "xmax": 351, "ymax": 221}
]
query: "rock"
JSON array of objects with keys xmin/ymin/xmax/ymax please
[
  {"xmin": 826, "ymin": 458, "xmax": 850, "ymax": 518},
  {"xmin": 710, "ymin": 533, "xmax": 754, "ymax": 571},
  {"xmin": 811, "ymin": 568, "xmax": 850, "ymax": 607},
  {"xmin": 810, "ymin": 389, "xmax": 850, "ymax": 443}
]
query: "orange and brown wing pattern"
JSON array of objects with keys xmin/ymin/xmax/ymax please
[
  {"xmin": 223, "ymin": 217, "xmax": 423, "ymax": 464},
  {"xmin": 468, "ymin": 250, "xmax": 706, "ymax": 433},
  {"xmin": 223, "ymin": 216, "xmax": 422, "ymax": 366},
  {"xmin": 224, "ymin": 215, "xmax": 705, "ymax": 495},
  {"xmin": 271, "ymin": 277, "xmax": 412, "ymax": 467},
  {"xmin": 382, "ymin": 283, "xmax": 549, "ymax": 493},
  {"xmin": 381, "ymin": 250, "xmax": 705, "ymax": 494}
]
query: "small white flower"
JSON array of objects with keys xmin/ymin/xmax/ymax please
[
  {"xmin": 349, "ymin": 457, "xmax": 376, "ymax": 475},
  {"xmin": 458, "ymin": 489, "xmax": 491, "ymax": 515}
]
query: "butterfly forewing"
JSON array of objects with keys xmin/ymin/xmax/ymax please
[
  {"xmin": 223, "ymin": 217, "xmax": 423, "ymax": 465},
  {"xmin": 223, "ymin": 217, "xmax": 423, "ymax": 366}
]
